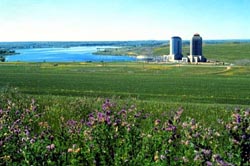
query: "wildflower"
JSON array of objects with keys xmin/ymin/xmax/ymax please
[
  {"xmin": 118, "ymin": 109, "xmax": 127, "ymax": 115},
  {"xmin": 194, "ymin": 154, "xmax": 202, "ymax": 161},
  {"xmin": 232, "ymin": 139, "xmax": 240, "ymax": 145},
  {"xmin": 49, "ymin": 135, "xmax": 54, "ymax": 141},
  {"xmin": 25, "ymin": 129, "xmax": 30, "ymax": 136},
  {"xmin": 154, "ymin": 119, "xmax": 161, "ymax": 126},
  {"xmin": 0, "ymin": 140, "xmax": 3, "ymax": 147},
  {"xmin": 205, "ymin": 161, "xmax": 213, "ymax": 166},
  {"xmin": 134, "ymin": 111, "xmax": 142, "ymax": 118},
  {"xmin": 226, "ymin": 124, "xmax": 232, "ymax": 130},
  {"xmin": 115, "ymin": 119, "xmax": 121, "ymax": 125},
  {"xmin": 60, "ymin": 116, "xmax": 65, "ymax": 122},
  {"xmin": 105, "ymin": 115, "xmax": 111, "ymax": 125},
  {"xmin": 74, "ymin": 148, "xmax": 80, "ymax": 153},
  {"xmin": 98, "ymin": 112, "xmax": 107, "ymax": 123},
  {"xmin": 102, "ymin": 99, "xmax": 112, "ymax": 111},
  {"xmin": 121, "ymin": 121, "xmax": 127, "ymax": 126},
  {"xmin": 215, "ymin": 157, "xmax": 234, "ymax": 166},
  {"xmin": 68, "ymin": 145, "xmax": 81, "ymax": 153},
  {"xmin": 86, "ymin": 121, "xmax": 93, "ymax": 127},
  {"xmin": 182, "ymin": 122, "xmax": 188, "ymax": 128},
  {"xmin": 30, "ymin": 139, "xmax": 35, "ymax": 144},
  {"xmin": 244, "ymin": 109, "xmax": 249, "ymax": 117},
  {"xmin": 68, "ymin": 148, "xmax": 73, "ymax": 153},
  {"xmin": 232, "ymin": 125, "xmax": 238, "ymax": 131},
  {"xmin": 233, "ymin": 113, "xmax": 241, "ymax": 123},
  {"xmin": 160, "ymin": 155, "xmax": 166, "ymax": 160},
  {"xmin": 182, "ymin": 156, "xmax": 189, "ymax": 163},
  {"xmin": 39, "ymin": 122, "xmax": 49, "ymax": 128},
  {"xmin": 234, "ymin": 107, "xmax": 240, "ymax": 112},
  {"xmin": 202, "ymin": 149, "xmax": 211, "ymax": 157},
  {"xmin": 46, "ymin": 144, "xmax": 55, "ymax": 151},
  {"xmin": 106, "ymin": 110, "xmax": 111, "ymax": 116},
  {"xmin": 147, "ymin": 134, "xmax": 152, "ymax": 138},
  {"xmin": 154, "ymin": 151, "xmax": 159, "ymax": 162},
  {"xmin": 2, "ymin": 155, "xmax": 11, "ymax": 161},
  {"xmin": 193, "ymin": 132, "xmax": 200, "ymax": 138},
  {"xmin": 191, "ymin": 119, "xmax": 196, "ymax": 125},
  {"xmin": 165, "ymin": 125, "xmax": 176, "ymax": 131},
  {"xmin": 67, "ymin": 120, "xmax": 77, "ymax": 126}
]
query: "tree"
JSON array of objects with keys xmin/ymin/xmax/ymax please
[{"xmin": 0, "ymin": 56, "xmax": 5, "ymax": 62}]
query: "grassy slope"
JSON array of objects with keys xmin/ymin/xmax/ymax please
[
  {"xmin": 1, "ymin": 62, "xmax": 249, "ymax": 127},
  {"xmin": 1, "ymin": 62, "xmax": 249, "ymax": 105},
  {"xmin": 153, "ymin": 43, "xmax": 250, "ymax": 64}
]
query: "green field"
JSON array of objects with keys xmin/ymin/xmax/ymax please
[
  {"xmin": 0, "ymin": 62, "xmax": 249, "ymax": 126},
  {"xmin": 0, "ymin": 45, "xmax": 250, "ymax": 165},
  {"xmin": 100, "ymin": 42, "xmax": 250, "ymax": 65},
  {"xmin": 154, "ymin": 43, "xmax": 250, "ymax": 64},
  {"xmin": 1, "ymin": 62, "xmax": 249, "ymax": 105}
]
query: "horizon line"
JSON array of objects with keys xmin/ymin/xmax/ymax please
[{"xmin": 1, "ymin": 39, "xmax": 250, "ymax": 43}]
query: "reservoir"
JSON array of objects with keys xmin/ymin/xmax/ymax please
[{"xmin": 5, "ymin": 46, "xmax": 136, "ymax": 62}]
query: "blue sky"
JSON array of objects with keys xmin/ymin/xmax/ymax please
[{"xmin": 0, "ymin": 0, "xmax": 249, "ymax": 41}]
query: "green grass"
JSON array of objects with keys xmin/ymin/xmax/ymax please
[
  {"xmin": 1, "ymin": 61, "xmax": 249, "ymax": 128},
  {"xmin": 1, "ymin": 62, "xmax": 249, "ymax": 106},
  {"xmin": 153, "ymin": 42, "xmax": 250, "ymax": 65},
  {"xmin": 1, "ymin": 43, "xmax": 250, "ymax": 165}
]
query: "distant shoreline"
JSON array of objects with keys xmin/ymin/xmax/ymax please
[{"xmin": 1, "ymin": 39, "xmax": 250, "ymax": 50}]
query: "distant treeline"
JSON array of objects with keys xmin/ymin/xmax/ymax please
[
  {"xmin": 1, "ymin": 40, "xmax": 249, "ymax": 49},
  {"xmin": 0, "ymin": 49, "xmax": 16, "ymax": 55},
  {"xmin": 0, "ymin": 41, "xmax": 166, "ymax": 49}
]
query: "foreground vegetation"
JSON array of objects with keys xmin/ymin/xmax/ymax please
[
  {"xmin": 0, "ymin": 89, "xmax": 249, "ymax": 165},
  {"xmin": 0, "ymin": 62, "xmax": 249, "ymax": 165}
]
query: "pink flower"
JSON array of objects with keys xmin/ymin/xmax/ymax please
[{"xmin": 46, "ymin": 144, "xmax": 55, "ymax": 151}]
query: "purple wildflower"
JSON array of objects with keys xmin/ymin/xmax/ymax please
[
  {"xmin": 106, "ymin": 110, "xmax": 111, "ymax": 116},
  {"xmin": 0, "ymin": 140, "xmax": 3, "ymax": 147},
  {"xmin": 105, "ymin": 115, "xmax": 111, "ymax": 125},
  {"xmin": 205, "ymin": 161, "xmax": 213, "ymax": 166},
  {"xmin": 102, "ymin": 99, "xmax": 112, "ymax": 111},
  {"xmin": 30, "ymin": 139, "xmax": 35, "ymax": 144},
  {"xmin": 202, "ymin": 149, "xmax": 212, "ymax": 157},
  {"xmin": 154, "ymin": 119, "xmax": 161, "ymax": 126},
  {"xmin": 115, "ymin": 119, "xmax": 121, "ymax": 124},
  {"xmin": 86, "ymin": 121, "xmax": 92, "ymax": 127},
  {"xmin": 46, "ymin": 144, "xmax": 55, "ymax": 151},
  {"xmin": 118, "ymin": 109, "xmax": 126, "ymax": 116},
  {"xmin": 67, "ymin": 120, "xmax": 77, "ymax": 126},
  {"xmin": 234, "ymin": 113, "xmax": 241, "ymax": 123},
  {"xmin": 134, "ymin": 112, "xmax": 141, "ymax": 118},
  {"xmin": 25, "ymin": 129, "xmax": 30, "ymax": 136},
  {"xmin": 165, "ymin": 124, "xmax": 176, "ymax": 131},
  {"xmin": 97, "ymin": 112, "xmax": 105, "ymax": 122}
]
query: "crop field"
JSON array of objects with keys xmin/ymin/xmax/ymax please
[{"xmin": 0, "ymin": 62, "xmax": 249, "ymax": 165}]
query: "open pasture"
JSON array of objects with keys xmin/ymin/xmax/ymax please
[
  {"xmin": 0, "ymin": 62, "xmax": 250, "ymax": 165},
  {"xmin": 0, "ymin": 62, "xmax": 249, "ymax": 105}
]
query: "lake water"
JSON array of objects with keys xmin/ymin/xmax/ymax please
[{"xmin": 5, "ymin": 46, "xmax": 136, "ymax": 62}]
